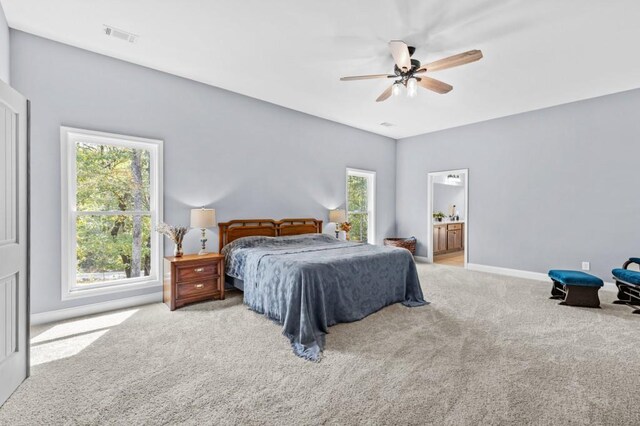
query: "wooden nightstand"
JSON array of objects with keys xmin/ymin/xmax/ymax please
[{"xmin": 163, "ymin": 253, "xmax": 225, "ymax": 310}]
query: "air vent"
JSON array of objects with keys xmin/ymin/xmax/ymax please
[
  {"xmin": 379, "ymin": 122, "xmax": 394, "ymax": 127},
  {"xmin": 104, "ymin": 25, "xmax": 138, "ymax": 43}
]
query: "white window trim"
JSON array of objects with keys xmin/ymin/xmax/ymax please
[
  {"xmin": 60, "ymin": 127, "xmax": 164, "ymax": 300},
  {"xmin": 346, "ymin": 167, "xmax": 376, "ymax": 244}
]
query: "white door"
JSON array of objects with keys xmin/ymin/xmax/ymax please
[{"xmin": 0, "ymin": 80, "xmax": 29, "ymax": 406}]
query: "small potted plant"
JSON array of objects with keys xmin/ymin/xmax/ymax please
[{"xmin": 433, "ymin": 211, "xmax": 445, "ymax": 222}]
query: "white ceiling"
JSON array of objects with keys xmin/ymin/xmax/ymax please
[{"xmin": 3, "ymin": 0, "xmax": 640, "ymax": 139}]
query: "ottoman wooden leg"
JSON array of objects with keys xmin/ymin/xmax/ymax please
[
  {"xmin": 612, "ymin": 282, "xmax": 640, "ymax": 313},
  {"xmin": 613, "ymin": 283, "xmax": 632, "ymax": 304},
  {"xmin": 550, "ymin": 281, "xmax": 564, "ymax": 299},
  {"xmin": 561, "ymin": 286, "xmax": 600, "ymax": 308},
  {"xmin": 613, "ymin": 283, "xmax": 640, "ymax": 305}
]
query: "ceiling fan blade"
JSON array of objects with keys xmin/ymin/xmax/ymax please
[
  {"xmin": 419, "ymin": 50, "xmax": 483, "ymax": 72},
  {"xmin": 340, "ymin": 74, "xmax": 393, "ymax": 81},
  {"xmin": 417, "ymin": 77, "xmax": 453, "ymax": 94},
  {"xmin": 389, "ymin": 40, "xmax": 411, "ymax": 71},
  {"xmin": 376, "ymin": 85, "xmax": 394, "ymax": 102}
]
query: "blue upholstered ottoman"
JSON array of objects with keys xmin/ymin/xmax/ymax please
[
  {"xmin": 548, "ymin": 270, "xmax": 604, "ymax": 308},
  {"xmin": 612, "ymin": 258, "xmax": 640, "ymax": 314}
]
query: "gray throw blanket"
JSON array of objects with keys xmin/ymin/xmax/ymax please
[{"xmin": 223, "ymin": 234, "xmax": 427, "ymax": 361}]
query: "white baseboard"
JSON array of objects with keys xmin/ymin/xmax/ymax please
[
  {"xmin": 467, "ymin": 263, "xmax": 549, "ymax": 282},
  {"xmin": 31, "ymin": 292, "xmax": 162, "ymax": 325},
  {"xmin": 466, "ymin": 263, "xmax": 617, "ymax": 291},
  {"xmin": 414, "ymin": 256, "xmax": 430, "ymax": 262}
]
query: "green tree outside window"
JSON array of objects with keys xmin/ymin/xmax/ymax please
[
  {"xmin": 347, "ymin": 174, "xmax": 369, "ymax": 243},
  {"xmin": 75, "ymin": 143, "xmax": 152, "ymax": 284}
]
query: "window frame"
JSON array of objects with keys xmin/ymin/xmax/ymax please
[
  {"xmin": 346, "ymin": 167, "xmax": 376, "ymax": 244},
  {"xmin": 60, "ymin": 127, "xmax": 164, "ymax": 300}
]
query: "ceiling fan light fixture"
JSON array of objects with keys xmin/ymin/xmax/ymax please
[
  {"xmin": 392, "ymin": 82, "xmax": 403, "ymax": 97},
  {"xmin": 407, "ymin": 78, "xmax": 418, "ymax": 98},
  {"xmin": 340, "ymin": 41, "xmax": 482, "ymax": 102}
]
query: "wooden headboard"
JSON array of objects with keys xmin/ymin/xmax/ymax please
[{"xmin": 218, "ymin": 218, "xmax": 323, "ymax": 252}]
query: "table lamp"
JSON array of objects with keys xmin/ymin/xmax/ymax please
[
  {"xmin": 329, "ymin": 209, "xmax": 346, "ymax": 238},
  {"xmin": 190, "ymin": 207, "xmax": 216, "ymax": 255}
]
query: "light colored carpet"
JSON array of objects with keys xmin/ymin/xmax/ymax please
[{"xmin": 1, "ymin": 262, "xmax": 639, "ymax": 425}]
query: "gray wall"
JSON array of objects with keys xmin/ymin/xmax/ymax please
[
  {"xmin": 397, "ymin": 88, "xmax": 640, "ymax": 281},
  {"xmin": 10, "ymin": 31, "xmax": 396, "ymax": 314},
  {"xmin": 0, "ymin": 3, "xmax": 9, "ymax": 83}
]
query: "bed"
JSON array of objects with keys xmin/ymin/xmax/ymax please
[{"xmin": 219, "ymin": 218, "xmax": 427, "ymax": 361}]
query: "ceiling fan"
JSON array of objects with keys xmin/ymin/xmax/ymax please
[{"xmin": 340, "ymin": 40, "xmax": 483, "ymax": 102}]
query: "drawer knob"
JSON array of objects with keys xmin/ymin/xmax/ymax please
[
  {"xmin": 195, "ymin": 284, "xmax": 204, "ymax": 289},
  {"xmin": 194, "ymin": 267, "xmax": 205, "ymax": 273}
]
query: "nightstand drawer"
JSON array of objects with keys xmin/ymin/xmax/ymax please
[
  {"xmin": 176, "ymin": 262, "xmax": 219, "ymax": 282},
  {"xmin": 164, "ymin": 253, "xmax": 224, "ymax": 310},
  {"xmin": 177, "ymin": 280, "xmax": 218, "ymax": 299}
]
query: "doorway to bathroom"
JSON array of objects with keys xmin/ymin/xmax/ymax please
[{"xmin": 427, "ymin": 169, "xmax": 468, "ymax": 268}]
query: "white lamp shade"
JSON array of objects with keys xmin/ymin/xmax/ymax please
[
  {"xmin": 329, "ymin": 209, "xmax": 346, "ymax": 223},
  {"xmin": 190, "ymin": 208, "xmax": 216, "ymax": 229}
]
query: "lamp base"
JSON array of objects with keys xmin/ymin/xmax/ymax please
[{"xmin": 198, "ymin": 228, "xmax": 208, "ymax": 255}]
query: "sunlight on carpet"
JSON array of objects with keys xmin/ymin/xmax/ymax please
[{"xmin": 30, "ymin": 309, "xmax": 138, "ymax": 366}]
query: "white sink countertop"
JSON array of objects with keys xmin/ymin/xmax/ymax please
[{"xmin": 433, "ymin": 220, "xmax": 465, "ymax": 225}]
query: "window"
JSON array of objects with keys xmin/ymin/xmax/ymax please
[
  {"xmin": 61, "ymin": 127, "xmax": 163, "ymax": 299},
  {"xmin": 346, "ymin": 168, "xmax": 375, "ymax": 244}
]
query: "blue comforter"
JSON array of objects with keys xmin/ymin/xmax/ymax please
[{"xmin": 222, "ymin": 234, "xmax": 427, "ymax": 361}]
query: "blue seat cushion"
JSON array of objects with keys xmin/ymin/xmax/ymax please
[
  {"xmin": 612, "ymin": 268, "xmax": 640, "ymax": 286},
  {"xmin": 629, "ymin": 258, "xmax": 640, "ymax": 264},
  {"xmin": 548, "ymin": 270, "xmax": 604, "ymax": 287}
]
